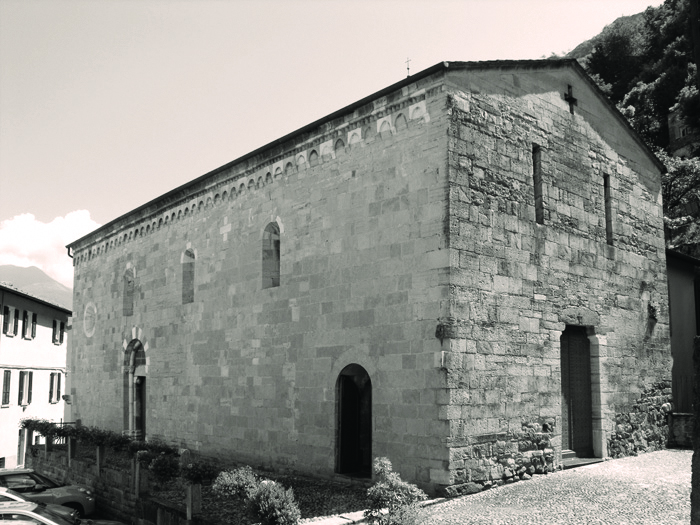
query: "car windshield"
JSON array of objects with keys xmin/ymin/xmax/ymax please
[
  {"xmin": 30, "ymin": 473, "xmax": 60, "ymax": 489},
  {"xmin": 33, "ymin": 505, "xmax": 76, "ymax": 525}
]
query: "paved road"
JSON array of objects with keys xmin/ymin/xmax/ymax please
[{"xmin": 420, "ymin": 449, "xmax": 691, "ymax": 525}]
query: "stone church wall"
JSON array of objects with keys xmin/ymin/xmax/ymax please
[
  {"xmin": 68, "ymin": 72, "xmax": 454, "ymax": 488},
  {"xmin": 67, "ymin": 62, "xmax": 672, "ymax": 493},
  {"xmin": 436, "ymin": 68, "xmax": 671, "ymax": 487}
]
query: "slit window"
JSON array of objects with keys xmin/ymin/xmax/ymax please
[
  {"xmin": 182, "ymin": 249, "xmax": 195, "ymax": 304},
  {"xmin": 124, "ymin": 269, "xmax": 135, "ymax": 316},
  {"xmin": 603, "ymin": 173, "xmax": 614, "ymax": 245},
  {"xmin": 532, "ymin": 145, "xmax": 544, "ymax": 224},
  {"xmin": 262, "ymin": 223, "xmax": 281, "ymax": 289}
]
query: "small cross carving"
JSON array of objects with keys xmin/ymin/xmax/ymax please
[{"xmin": 565, "ymin": 84, "xmax": 578, "ymax": 114}]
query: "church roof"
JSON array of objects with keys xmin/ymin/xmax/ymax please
[{"xmin": 67, "ymin": 59, "xmax": 664, "ymax": 250}]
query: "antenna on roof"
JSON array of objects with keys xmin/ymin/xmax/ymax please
[{"xmin": 406, "ymin": 57, "xmax": 411, "ymax": 77}]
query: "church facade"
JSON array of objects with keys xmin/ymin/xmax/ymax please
[{"xmin": 66, "ymin": 60, "xmax": 670, "ymax": 492}]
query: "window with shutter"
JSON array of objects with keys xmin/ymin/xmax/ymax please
[
  {"xmin": 31, "ymin": 313, "xmax": 37, "ymax": 338},
  {"xmin": 18, "ymin": 372, "xmax": 25, "ymax": 405},
  {"xmin": 2, "ymin": 306, "xmax": 9, "ymax": 335},
  {"xmin": 27, "ymin": 371, "xmax": 32, "ymax": 404},
  {"xmin": 49, "ymin": 373, "xmax": 55, "ymax": 403},
  {"xmin": 1, "ymin": 371, "xmax": 10, "ymax": 405},
  {"xmin": 59, "ymin": 322, "xmax": 65, "ymax": 344},
  {"xmin": 12, "ymin": 309, "xmax": 19, "ymax": 336}
]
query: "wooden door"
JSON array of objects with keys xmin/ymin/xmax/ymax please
[{"xmin": 560, "ymin": 326, "xmax": 593, "ymax": 457}]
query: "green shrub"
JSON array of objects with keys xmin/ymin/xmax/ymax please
[
  {"xmin": 149, "ymin": 453, "xmax": 180, "ymax": 485},
  {"xmin": 212, "ymin": 466, "xmax": 259, "ymax": 499},
  {"xmin": 104, "ymin": 432, "xmax": 132, "ymax": 452},
  {"xmin": 143, "ymin": 439, "xmax": 179, "ymax": 456},
  {"xmin": 181, "ymin": 461, "xmax": 220, "ymax": 485},
  {"xmin": 129, "ymin": 440, "xmax": 149, "ymax": 456},
  {"xmin": 20, "ymin": 418, "xmax": 59, "ymax": 439},
  {"xmin": 247, "ymin": 480, "xmax": 301, "ymax": 525},
  {"xmin": 135, "ymin": 449, "xmax": 156, "ymax": 466},
  {"xmin": 364, "ymin": 457, "xmax": 427, "ymax": 525}
]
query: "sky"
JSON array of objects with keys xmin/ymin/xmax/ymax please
[{"xmin": 0, "ymin": 0, "xmax": 664, "ymax": 288}]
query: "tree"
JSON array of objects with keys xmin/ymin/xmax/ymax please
[
  {"xmin": 581, "ymin": 0, "xmax": 696, "ymax": 150},
  {"xmin": 657, "ymin": 150, "xmax": 700, "ymax": 255},
  {"xmin": 586, "ymin": 30, "xmax": 642, "ymax": 103}
]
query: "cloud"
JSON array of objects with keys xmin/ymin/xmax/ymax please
[{"xmin": 0, "ymin": 211, "xmax": 100, "ymax": 288}]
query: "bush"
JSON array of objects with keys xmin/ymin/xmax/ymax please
[
  {"xmin": 104, "ymin": 432, "xmax": 132, "ymax": 452},
  {"xmin": 135, "ymin": 449, "xmax": 156, "ymax": 466},
  {"xmin": 181, "ymin": 461, "xmax": 220, "ymax": 485},
  {"xmin": 20, "ymin": 418, "xmax": 59, "ymax": 439},
  {"xmin": 149, "ymin": 454, "xmax": 180, "ymax": 485},
  {"xmin": 212, "ymin": 466, "xmax": 259, "ymax": 499},
  {"xmin": 247, "ymin": 480, "xmax": 301, "ymax": 525},
  {"xmin": 364, "ymin": 457, "xmax": 427, "ymax": 525},
  {"xmin": 143, "ymin": 439, "xmax": 179, "ymax": 456}
]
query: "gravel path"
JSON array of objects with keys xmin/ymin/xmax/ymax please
[{"xmin": 419, "ymin": 449, "xmax": 691, "ymax": 525}]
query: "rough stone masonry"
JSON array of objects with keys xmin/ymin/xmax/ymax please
[{"xmin": 66, "ymin": 60, "xmax": 671, "ymax": 494}]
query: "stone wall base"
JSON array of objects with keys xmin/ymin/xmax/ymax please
[
  {"xmin": 607, "ymin": 381, "xmax": 673, "ymax": 458},
  {"xmin": 443, "ymin": 427, "xmax": 556, "ymax": 496}
]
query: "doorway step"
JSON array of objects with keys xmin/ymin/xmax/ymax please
[{"xmin": 561, "ymin": 450, "xmax": 604, "ymax": 470}]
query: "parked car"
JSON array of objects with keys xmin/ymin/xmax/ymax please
[
  {"xmin": 0, "ymin": 502, "xmax": 124, "ymax": 525},
  {"xmin": 0, "ymin": 469, "xmax": 95, "ymax": 517},
  {"xmin": 0, "ymin": 487, "xmax": 78, "ymax": 521}
]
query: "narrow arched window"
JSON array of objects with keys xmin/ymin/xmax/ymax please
[
  {"xmin": 182, "ymin": 249, "xmax": 195, "ymax": 304},
  {"xmin": 262, "ymin": 223, "xmax": 280, "ymax": 289},
  {"xmin": 123, "ymin": 269, "xmax": 135, "ymax": 316}
]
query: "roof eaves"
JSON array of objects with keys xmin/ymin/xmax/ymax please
[
  {"xmin": 0, "ymin": 282, "xmax": 72, "ymax": 315},
  {"xmin": 67, "ymin": 61, "xmax": 450, "ymax": 249},
  {"xmin": 666, "ymin": 248, "xmax": 700, "ymax": 266}
]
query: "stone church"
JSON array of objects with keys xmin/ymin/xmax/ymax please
[{"xmin": 66, "ymin": 59, "xmax": 670, "ymax": 492}]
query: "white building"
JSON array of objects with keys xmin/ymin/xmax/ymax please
[{"xmin": 0, "ymin": 282, "xmax": 71, "ymax": 468}]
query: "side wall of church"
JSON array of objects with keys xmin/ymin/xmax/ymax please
[
  {"xmin": 68, "ymin": 74, "xmax": 453, "ymax": 487},
  {"xmin": 438, "ymin": 68, "xmax": 671, "ymax": 488}
]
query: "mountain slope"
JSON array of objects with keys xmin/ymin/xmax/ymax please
[
  {"xmin": 0, "ymin": 265, "xmax": 73, "ymax": 310},
  {"xmin": 566, "ymin": 13, "xmax": 646, "ymax": 59}
]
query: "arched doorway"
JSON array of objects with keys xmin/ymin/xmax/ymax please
[
  {"xmin": 123, "ymin": 339, "xmax": 147, "ymax": 439},
  {"xmin": 560, "ymin": 326, "xmax": 593, "ymax": 458},
  {"xmin": 336, "ymin": 364, "xmax": 372, "ymax": 477}
]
